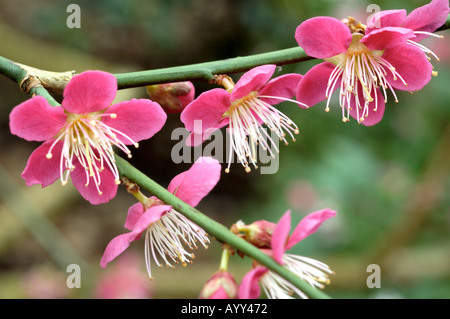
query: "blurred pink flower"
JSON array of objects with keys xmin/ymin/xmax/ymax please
[
  {"xmin": 294, "ymin": 0, "xmax": 447, "ymax": 125},
  {"xmin": 181, "ymin": 64, "xmax": 303, "ymax": 173},
  {"xmin": 239, "ymin": 209, "xmax": 336, "ymax": 299},
  {"xmin": 95, "ymin": 252, "xmax": 152, "ymax": 299},
  {"xmin": 9, "ymin": 71, "xmax": 167, "ymax": 204},
  {"xmin": 22, "ymin": 266, "xmax": 69, "ymax": 299},
  {"xmin": 100, "ymin": 156, "xmax": 221, "ymax": 279}
]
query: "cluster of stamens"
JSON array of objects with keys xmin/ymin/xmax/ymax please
[
  {"xmin": 144, "ymin": 208, "xmax": 209, "ymax": 279},
  {"xmin": 325, "ymin": 30, "xmax": 407, "ymax": 123},
  {"xmin": 260, "ymin": 254, "xmax": 333, "ymax": 299},
  {"xmin": 225, "ymin": 92, "xmax": 300, "ymax": 173},
  {"xmin": 217, "ymin": 75, "xmax": 304, "ymax": 173},
  {"xmin": 45, "ymin": 110, "xmax": 139, "ymax": 195}
]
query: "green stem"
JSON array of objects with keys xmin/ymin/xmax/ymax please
[
  {"xmin": 219, "ymin": 248, "xmax": 230, "ymax": 272},
  {"xmin": 0, "ymin": 52, "xmax": 332, "ymax": 299},
  {"xmin": 113, "ymin": 47, "xmax": 312, "ymax": 89},
  {"xmin": 114, "ymin": 155, "xmax": 332, "ymax": 299}
]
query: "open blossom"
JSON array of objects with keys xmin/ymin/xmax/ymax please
[
  {"xmin": 100, "ymin": 156, "xmax": 221, "ymax": 279},
  {"xmin": 294, "ymin": 0, "xmax": 447, "ymax": 125},
  {"xmin": 238, "ymin": 209, "xmax": 336, "ymax": 299},
  {"xmin": 9, "ymin": 71, "xmax": 167, "ymax": 204},
  {"xmin": 181, "ymin": 64, "xmax": 304, "ymax": 173}
]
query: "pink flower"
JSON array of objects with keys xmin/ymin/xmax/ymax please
[
  {"xmin": 95, "ymin": 251, "xmax": 153, "ymax": 299},
  {"xmin": 100, "ymin": 156, "xmax": 221, "ymax": 279},
  {"xmin": 9, "ymin": 71, "xmax": 167, "ymax": 205},
  {"xmin": 199, "ymin": 270, "xmax": 239, "ymax": 299},
  {"xmin": 181, "ymin": 65, "xmax": 303, "ymax": 173},
  {"xmin": 238, "ymin": 209, "xmax": 336, "ymax": 299},
  {"xmin": 294, "ymin": 3, "xmax": 443, "ymax": 125}
]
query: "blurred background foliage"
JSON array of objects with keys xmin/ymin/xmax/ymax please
[{"xmin": 0, "ymin": 0, "xmax": 449, "ymax": 299}]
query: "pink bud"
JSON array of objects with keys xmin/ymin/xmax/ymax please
[
  {"xmin": 199, "ymin": 270, "xmax": 238, "ymax": 299},
  {"xmin": 146, "ymin": 81, "xmax": 195, "ymax": 113},
  {"xmin": 231, "ymin": 220, "xmax": 277, "ymax": 249}
]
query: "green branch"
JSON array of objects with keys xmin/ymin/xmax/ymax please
[
  {"xmin": 0, "ymin": 55, "xmax": 332, "ymax": 299},
  {"xmin": 114, "ymin": 155, "xmax": 332, "ymax": 299},
  {"xmin": 114, "ymin": 47, "xmax": 313, "ymax": 89}
]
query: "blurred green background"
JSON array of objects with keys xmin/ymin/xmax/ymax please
[{"xmin": 0, "ymin": 0, "xmax": 449, "ymax": 299}]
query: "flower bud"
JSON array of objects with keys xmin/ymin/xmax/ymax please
[
  {"xmin": 199, "ymin": 270, "xmax": 238, "ymax": 299},
  {"xmin": 146, "ymin": 81, "xmax": 195, "ymax": 113},
  {"xmin": 231, "ymin": 220, "xmax": 276, "ymax": 249}
]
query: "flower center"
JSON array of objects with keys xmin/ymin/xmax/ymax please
[
  {"xmin": 324, "ymin": 33, "xmax": 407, "ymax": 123},
  {"xmin": 223, "ymin": 91, "xmax": 300, "ymax": 173},
  {"xmin": 45, "ymin": 109, "xmax": 138, "ymax": 195}
]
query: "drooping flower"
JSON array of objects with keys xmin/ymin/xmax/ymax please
[
  {"xmin": 146, "ymin": 81, "xmax": 195, "ymax": 113},
  {"xmin": 100, "ymin": 156, "xmax": 221, "ymax": 279},
  {"xmin": 294, "ymin": 1, "xmax": 446, "ymax": 125},
  {"xmin": 9, "ymin": 70, "xmax": 167, "ymax": 204},
  {"xmin": 181, "ymin": 65, "xmax": 304, "ymax": 173},
  {"xmin": 238, "ymin": 209, "xmax": 336, "ymax": 299},
  {"xmin": 199, "ymin": 270, "xmax": 239, "ymax": 299}
]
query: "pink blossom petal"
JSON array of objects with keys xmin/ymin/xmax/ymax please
[
  {"xmin": 69, "ymin": 157, "xmax": 118, "ymax": 205},
  {"xmin": 285, "ymin": 209, "xmax": 336, "ymax": 250},
  {"xmin": 231, "ymin": 65, "xmax": 276, "ymax": 101},
  {"xmin": 100, "ymin": 232, "xmax": 137, "ymax": 268},
  {"xmin": 167, "ymin": 156, "xmax": 221, "ymax": 207},
  {"xmin": 258, "ymin": 73, "xmax": 303, "ymax": 105},
  {"xmin": 124, "ymin": 202, "xmax": 144, "ymax": 231},
  {"xmin": 209, "ymin": 286, "xmax": 229, "ymax": 299},
  {"xmin": 181, "ymin": 88, "xmax": 230, "ymax": 139},
  {"xmin": 62, "ymin": 71, "xmax": 117, "ymax": 114},
  {"xmin": 366, "ymin": 9, "xmax": 407, "ymax": 32},
  {"xmin": 101, "ymin": 99, "xmax": 167, "ymax": 144},
  {"xmin": 130, "ymin": 204, "xmax": 172, "ymax": 235},
  {"xmin": 238, "ymin": 267, "xmax": 268, "ymax": 299},
  {"xmin": 100, "ymin": 204, "xmax": 171, "ymax": 268},
  {"xmin": 295, "ymin": 17, "xmax": 352, "ymax": 59},
  {"xmin": 21, "ymin": 140, "xmax": 62, "ymax": 187},
  {"xmin": 403, "ymin": 0, "xmax": 450, "ymax": 41},
  {"xmin": 271, "ymin": 210, "xmax": 292, "ymax": 264},
  {"xmin": 296, "ymin": 62, "xmax": 336, "ymax": 108},
  {"xmin": 349, "ymin": 87, "xmax": 385, "ymax": 127},
  {"xmin": 10, "ymin": 96, "xmax": 66, "ymax": 142},
  {"xmin": 361, "ymin": 27, "xmax": 415, "ymax": 50},
  {"xmin": 382, "ymin": 44, "xmax": 433, "ymax": 91}
]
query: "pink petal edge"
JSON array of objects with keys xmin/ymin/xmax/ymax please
[
  {"xmin": 102, "ymin": 98, "xmax": 167, "ymax": 145},
  {"xmin": 231, "ymin": 65, "xmax": 276, "ymax": 101},
  {"xmin": 295, "ymin": 16, "xmax": 352, "ymax": 59},
  {"xmin": 10, "ymin": 95, "xmax": 66, "ymax": 142},
  {"xmin": 270, "ymin": 210, "xmax": 292, "ymax": 264},
  {"xmin": 286, "ymin": 209, "xmax": 336, "ymax": 250},
  {"xmin": 62, "ymin": 70, "xmax": 117, "ymax": 114},
  {"xmin": 167, "ymin": 156, "xmax": 221, "ymax": 207},
  {"xmin": 238, "ymin": 267, "xmax": 268, "ymax": 299}
]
